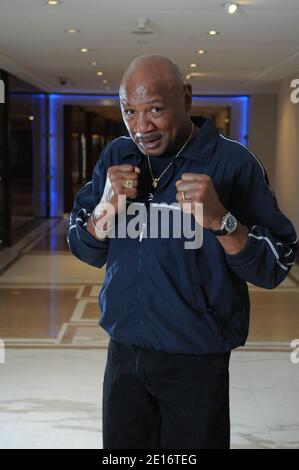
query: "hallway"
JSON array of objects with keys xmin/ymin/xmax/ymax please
[{"xmin": 0, "ymin": 220, "xmax": 298, "ymax": 448}]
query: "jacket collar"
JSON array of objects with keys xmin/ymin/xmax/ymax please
[{"xmin": 120, "ymin": 117, "xmax": 219, "ymax": 164}]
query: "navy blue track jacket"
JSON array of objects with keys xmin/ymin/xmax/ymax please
[{"xmin": 68, "ymin": 118, "xmax": 298, "ymax": 354}]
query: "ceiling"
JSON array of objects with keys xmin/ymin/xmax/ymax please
[{"xmin": 0, "ymin": 0, "xmax": 299, "ymax": 95}]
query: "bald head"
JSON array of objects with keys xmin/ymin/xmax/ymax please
[{"xmin": 119, "ymin": 54, "xmax": 185, "ymax": 98}]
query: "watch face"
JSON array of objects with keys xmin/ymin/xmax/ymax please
[{"xmin": 225, "ymin": 214, "xmax": 237, "ymax": 232}]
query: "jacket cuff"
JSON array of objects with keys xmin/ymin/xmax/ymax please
[
  {"xmin": 76, "ymin": 223, "xmax": 109, "ymax": 249},
  {"xmin": 224, "ymin": 231, "xmax": 257, "ymax": 266}
]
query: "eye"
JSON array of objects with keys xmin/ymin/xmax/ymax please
[
  {"xmin": 150, "ymin": 106, "xmax": 163, "ymax": 113},
  {"xmin": 124, "ymin": 109, "xmax": 135, "ymax": 117}
]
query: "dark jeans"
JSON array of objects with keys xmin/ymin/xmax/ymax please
[{"xmin": 102, "ymin": 338, "xmax": 231, "ymax": 449}]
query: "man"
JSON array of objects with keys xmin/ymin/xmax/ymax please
[{"xmin": 68, "ymin": 54, "xmax": 298, "ymax": 449}]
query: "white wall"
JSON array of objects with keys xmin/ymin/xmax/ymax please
[
  {"xmin": 247, "ymin": 94, "xmax": 278, "ymax": 187},
  {"xmin": 275, "ymin": 74, "xmax": 299, "ymax": 236}
]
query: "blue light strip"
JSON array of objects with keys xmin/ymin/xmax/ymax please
[
  {"xmin": 9, "ymin": 92, "xmax": 46, "ymax": 97},
  {"xmin": 49, "ymin": 93, "xmax": 119, "ymax": 100},
  {"xmin": 191, "ymin": 95, "xmax": 249, "ymax": 145},
  {"xmin": 48, "ymin": 93, "xmax": 249, "ymax": 216},
  {"xmin": 48, "ymin": 94, "xmax": 249, "ymax": 146},
  {"xmin": 49, "ymin": 94, "xmax": 59, "ymax": 217}
]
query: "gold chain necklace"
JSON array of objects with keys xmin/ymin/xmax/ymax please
[{"xmin": 146, "ymin": 122, "xmax": 194, "ymax": 189}]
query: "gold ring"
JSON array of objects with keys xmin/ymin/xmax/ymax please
[
  {"xmin": 125, "ymin": 180, "xmax": 134, "ymax": 189},
  {"xmin": 181, "ymin": 191, "xmax": 185, "ymax": 201}
]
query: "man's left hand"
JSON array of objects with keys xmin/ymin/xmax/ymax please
[{"xmin": 175, "ymin": 173, "xmax": 226, "ymax": 231}]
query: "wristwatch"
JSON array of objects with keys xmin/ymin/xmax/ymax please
[{"xmin": 209, "ymin": 211, "xmax": 238, "ymax": 236}]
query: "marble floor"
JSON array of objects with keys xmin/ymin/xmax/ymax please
[{"xmin": 0, "ymin": 219, "xmax": 299, "ymax": 449}]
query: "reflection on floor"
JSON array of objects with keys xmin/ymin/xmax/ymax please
[{"xmin": 0, "ymin": 219, "xmax": 298, "ymax": 449}]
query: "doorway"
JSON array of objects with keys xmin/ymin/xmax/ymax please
[{"xmin": 63, "ymin": 105, "xmax": 126, "ymax": 213}]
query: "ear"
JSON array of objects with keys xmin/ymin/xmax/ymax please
[{"xmin": 183, "ymin": 83, "xmax": 192, "ymax": 113}]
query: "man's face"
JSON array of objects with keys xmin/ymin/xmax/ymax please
[{"xmin": 120, "ymin": 78, "xmax": 191, "ymax": 156}]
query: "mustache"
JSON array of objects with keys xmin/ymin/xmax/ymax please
[{"xmin": 135, "ymin": 132, "xmax": 162, "ymax": 143}]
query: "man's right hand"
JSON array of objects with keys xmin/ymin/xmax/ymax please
[
  {"xmin": 107, "ymin": 164, "xmax": 140, "ymax": 213},
  {"xmin": 87, "ymin": 164, "xmax": 140, "ymax": 240}
]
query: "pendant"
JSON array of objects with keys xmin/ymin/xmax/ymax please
[{"xmin": 152, "ymin": 179, "xmax": 158, "ymax": 188}]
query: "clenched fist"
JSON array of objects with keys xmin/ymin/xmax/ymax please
[
  {"xmin": 106, "ymin": 164, "xmax": 141, "ymax": 214},
  {"xmin": 87, "ymin": 164, "xmax": 140, "ymax": 240},
  {"xmin": 175, "ymin": 173, "xmax": 226, "ymax": 231}
]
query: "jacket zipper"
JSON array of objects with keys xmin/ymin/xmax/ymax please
[
  {"xmin": 139, "ymin": 222, "xmax": 147, "ymax": 242},
  {"xmin": 136, "ymin": 211, "xmax": 147, "ymax": 344}
]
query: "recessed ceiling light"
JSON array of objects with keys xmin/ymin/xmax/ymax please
[
  {"xmin": 208, "ymin": 30, "xmax": 219, "ymax": 36},
  {"xmin": 190, "ymin": 63, "xmax": 197, "ymax": 68},
  {"xmin": 28, "ymin": 116, "xmax": 35, "ymax": 121},
  {"xmin": 90, "ymin": 62, "xmax": 97, "ymax": 66},
  {"xmin": 97, "ymin": 71, "xmax": 103, "ymax": 76},
  {"xmin": 197, "ymin": 49, "xmax": 205, "ymax": 55},
  {"xmin": 46, "ymin": 0, "xmax": 62, "ymax": 5},
  {"xmin": 102, "ymin": 79, "xmax": 108, "ymax": 84},
  {"xmin": 66, "ymin": 28, "xmax": 79, "ymax": 34},
  {"xmin": 80, "ymin": 48, "xmax": 89, "ymax": 53},
  {"xmin": 224, "ymin": 3, "xmax": 239, "ymax": 14}
]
